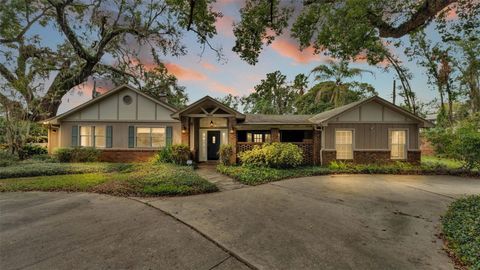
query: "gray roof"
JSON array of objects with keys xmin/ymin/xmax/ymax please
[{"xmin": 242, "ymin": 114, "xmax": 313, "ymax": 125}]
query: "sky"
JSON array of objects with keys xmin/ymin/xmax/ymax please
[{"xmin": 56, "ymin": 0, "xmax": 458, "ymax": 114}]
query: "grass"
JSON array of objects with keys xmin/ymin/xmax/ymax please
[
  {"xmin": 0, "ymin": 163, "xmax": 218, "ymax": 196},
  {"xmin": 441, "ymin": 195, "xmax": 480, "ymax": 270},
  {"xmin": 218, "ymin": 158, "xmax": 480, "ymax": 186},
  {"xmin": 422, "ymin": 156, "xmax": 464, "ymax": 169},
  {"xmin": 0, "ymin": 162, "xmax": 135, "ymax": 179}
]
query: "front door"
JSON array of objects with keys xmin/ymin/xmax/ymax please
[{"xmin": 207, "ymin": 131, "xmax": 220, "ymax": 160}]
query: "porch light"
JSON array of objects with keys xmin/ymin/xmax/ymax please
[
  {"xmin": 210, "ymin": 120, "xmax": 214, "ymax": 127},
  {"xmin": 182, "ymin": 126, "xmax": 187, "ymax": 134},
  {"xmin": 230, "ymin": 127, "xmax": 235, "ymax": 134}
]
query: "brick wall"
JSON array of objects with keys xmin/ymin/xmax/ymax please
[
  {"xmin": 353, "ymin": 151, "xmax": 391, "ymax": 164},
  {"xmin": 407, "ymin": 150, "xmax": 421, "ymax": 164},
  {"xmin": 321, "ymin": 150, "xmax": 337, "ymax": 165},
  {"xmin": 100, "ymin": 149, "xmax": 157, "ymax": 162}
]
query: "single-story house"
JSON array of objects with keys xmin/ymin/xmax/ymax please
[{"xmin": 43, "ymin": 84, "xmax": 433, "ymax": 164}]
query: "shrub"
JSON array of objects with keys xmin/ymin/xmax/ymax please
[
  {"xmin": 0, "ymin": 150, "xmax": 18, "ymax": 167},
  {"xmin": 442, "ymin": 195, "xmax": 480, "ymax": 269},
  {"xmin": 263, "ymin": 143, "xmax": 303, "ymax": 168},
  {"xmin": 154, "ymin": 146, "xmax": 173, "ymax": 163},
  {"xmin": 218, "ymin": 144, "xmax": 234, "ymax": 165},
  {"xmin": 18, "ymin": 144, "xmax": 48, "ymax": 160},
  {"xmin": 239, "ymin": 145, "xmax": 266, "ymax": 167},
  {"xmin": 328, "ymin": 161, "xmax": 349, "ymax": 170},
  {"xmin": 55, "ymin": 147, "xmax": 101, "ymax": 162},
  {"xmin": 170, "ymin": 144, "xmax": 190, "ymax": 165},
  {"xmin": 239, "ymin": 143, "xmax": 303, "ymax": 168}
]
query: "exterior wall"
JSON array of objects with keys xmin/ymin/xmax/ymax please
[
  {"xmin": 322, "ymin": 150, "xmax": 421, "ymax": 165},
  {"xmin": 47, "ymin": 127, "xmax": 59, "ymax": 154},
  {"xmin": 63, "ymin": 88, "xmax": 175, "ymax": 122},
  {"xmin": 331, "ymin": 101, "xmax": 418, "ymax": 123},
  {"xmin": 324, "ymin": 123, "xmax": 419, "ymax": 150},
  {"xmin": 59, "ymin": 121, "xmax": 181, "ymax": 148}
]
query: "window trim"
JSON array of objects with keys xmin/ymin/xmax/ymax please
[
  {"xmin": 135, "ymin": 126, "xmax": 167, "ymax": 148},
  {"xmin": 389, "ymin": 128, "xmax": 409, "ymax": 160},
  {"xmin": 246, "ymin": 131, "xmax": 271, "ymax": 143},
  {"xmin": 78, "ymin": 125, "xmax": 106, "ymax": 148},
  {"xmin": 334, "ymin": 128, "xmax": 355, "ymax": 160}
]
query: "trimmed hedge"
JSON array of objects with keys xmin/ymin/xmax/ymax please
[
  {"xmin": 442, "ymin": 196, "xmax": 480, "ymax": 269},
  {"xmin": 55, "ymin": 147, "xmax": 101, "ymax": 162}
]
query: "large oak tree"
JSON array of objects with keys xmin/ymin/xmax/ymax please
[{"xmin": 0, "ymin": 0, "xmax": 220, "ymax": 120}]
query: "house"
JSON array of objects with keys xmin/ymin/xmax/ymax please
[{"xmin": 43, "ymin": 85, "xmax": 434, "ymax": 164}]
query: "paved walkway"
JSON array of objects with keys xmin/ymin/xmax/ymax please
[{"xmin": 196, "ymin": 164, "xmax": 247, "ymax": 191}]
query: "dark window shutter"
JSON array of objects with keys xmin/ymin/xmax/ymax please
[
  {"xmin": 71, "ymin": 126, "xmax": 79, "ymax": 147},
  {"xmin": 166, "ymin": 126, "xmax": 173, "ymax": 146},
  {"xmin": 106, "ymin": 126, "xmax": 113, "ymax": 148},
  {"xmin": 128, "ymin": 126, "xmax": 135, "ymax": 148}
]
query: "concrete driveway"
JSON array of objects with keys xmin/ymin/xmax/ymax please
[
  {"xmin": 1, "ymin": 175, "xmax": 479, "ymax": 270},
  {"xmin": 147, "ymin": 174, "xmax": 480, "ymax": 270}
]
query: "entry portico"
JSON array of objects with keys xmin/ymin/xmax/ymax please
[{"xmin": 171, "ymin": 96, "xmax": 245, "ymax": 162}]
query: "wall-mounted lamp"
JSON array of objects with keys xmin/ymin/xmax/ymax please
[
  {"xmin": 182, "ymin": 125, "xmax": 187, "ymax": 134},
  {"xmin": 230, "ymin": 127, "xmax": 235, "ymax": 134},
  {"xmin": 210, "ymin": 120, "xmax": 214, "ymax": 128}
]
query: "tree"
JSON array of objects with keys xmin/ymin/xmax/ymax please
[
  {"xmin": 292, "ymin": 74, "xmax": 309, "ymax": 96},
  {"xmin": 242, "ymin": 71, "xmax": 296, "ymax": 114},
  {"xmin": 454, "ymin": 40, "xmax": 480, "ymax": 114},
  {"xmin": 405, "ymin": 30, "xmax": 458, "ymax": 124},
  {"xmin": 295, "ymin": 81, "xmax": 377, "ymax": 114},
  {"xmin": 0, "ymin": 0, "xmax": 220, "ymax": 121},
  {"xmin": 233, "ymin": 0, "xmax": 477, "ymax": 65},
  {"xmin": 310, "ymin": 60, "xmax": 373, "ymax": 107},
  {"xmin": 218, "ymin": 94, "xmax": 242, "ymax": 111}
]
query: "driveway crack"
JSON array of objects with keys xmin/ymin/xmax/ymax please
[{"xmin": 128, "ymin": 197, "xmax": 257, "ymax": 270}]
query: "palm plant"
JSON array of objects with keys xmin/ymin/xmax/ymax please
[{"xmin": 311, "ymin": 60, "xmax": 374, "ymax": 107}]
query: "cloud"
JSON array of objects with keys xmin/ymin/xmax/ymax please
[
  {"xmin": 208, "ymin": 81, "xmax": 239, "ymax": 95},
  {"xmin": 201, "ymin": 61, "xmax": 218, "ymax": 71},
  {"xmin": 270, "ymin": 38, "xmax": 331, "ymax": 64},
  {"xmin": 165, "ymin": 63, "xmax": 207, "ymax": 81},
  {"xmin": 215, "ymin": 15, "xmax": 235, "ymax": 37}
]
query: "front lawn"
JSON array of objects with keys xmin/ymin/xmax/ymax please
[
  {"xmin": 441, "ymin": 195, "xmax": 480, "ymax": 270},
  {"xmin": 0, "ymin": 163, "xmax": 218, "ymax": 196}
]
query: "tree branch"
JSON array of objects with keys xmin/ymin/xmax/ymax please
[
  {"xmin": 0, "ymin": 7, "xmax": 52, "ymax": 44},
  {"xmin": 0, "ymin": 63, "xmax": 17, "ymax": 84},
  {"xmin": 187, "ymin": 0, "xmax": 196, "ymax": 31}
]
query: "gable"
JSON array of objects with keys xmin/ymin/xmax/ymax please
[
  {"xmin": 60, "ymin": 86, "xmax": 177, "ymax": 122},
  {"xmin": 172, "ymin": 96, "xmax": 245, "ymax": 119},
  {"xmin": 328, "ymin": 99, "xmax": 422, "ymax": 124}
]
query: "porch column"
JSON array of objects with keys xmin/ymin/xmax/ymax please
[
  {"xmin": 228, "ymin": 117, "xmax": 237, "ymax": 164},
  {"xmin": 181, "ymin": 116, "xmax": 190, "ymax": 145},
  {"xmin": 271, "ymin": 128, "xmax": 280, "ymax": 142},
  {"xmin": 313, "ymin": 129, "xmax": 321, "ymax": 165}
]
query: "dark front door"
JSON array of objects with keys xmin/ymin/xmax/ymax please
[{"xmin": 207, "ymin": 131, "xmax": 220, "ymax": 160}]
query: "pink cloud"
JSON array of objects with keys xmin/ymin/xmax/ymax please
[
  {"xmin": 215, "ymin": 15, "xmax": 234, "ymax": 37},
  {"xmin": 201, "ymin": 61, "xmax": 218, "ymax": 72},
  {"xmin": 270, "ymin": 38, "xmax": 331, "ymax": 64},
  {"xmin": 208, "ymin": 81, "xmax": 238, "ymax": 95},
  {"xmin": 165, "ymin": 63, "xmax": 207, "ymax": 81}
]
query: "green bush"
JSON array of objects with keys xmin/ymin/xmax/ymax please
[
  {"xmin": 154, "ymin": 146, "xmax": 173, "ymax": 163},
  {"xmin": 442, "ymin": 195, "xmax": 480, "ymax": 269},
  {"xmin": 55, "ymin": 147, "xmax": 101, "ymax": 162},
  {"xmin": 239, "ymin": 145, "xmax": 266, "ymax": 167},
  {"xmin": 18, "ymin": 144, "xmax": 48, "ymax": 160},
  {"xmin": 219, "ymin": 144, "xmax": 234, "ymax": 165},
  {"xmin": 239, "ymin": 143, "xmax": 303, "ymax": 168},
  {"xmin": 170, "ymin": 144, "xmax": 190, "ymax": 165},
  {"xmin": 0, "ymin": 150, "xmax": 18, "ymax": 167}
]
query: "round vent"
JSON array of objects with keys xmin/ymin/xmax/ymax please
[{"xmin": 123, "ymin": 95, "xmax": 133, "ymax": 105}]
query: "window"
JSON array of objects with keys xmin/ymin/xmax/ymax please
[
  {"xmin": 335, "ymin": 130, "xmax": 353, "ymax": 159},
  {"xmin": 80, "ymin": 126, "xmax": 93, "ymax": 147},
  {"xmin": 136, "ymin": 127, "xmax": 166, "ymax": 148},
  {"xmin": 80, "ymin": 126, "xmax": 106, "ymax": 147},
  {"xmin": 95, "ymin": 126, "xmax": 106, "ymax": 148},
  {"xmin": 246, "ymin": 132, "xmax": 271, "ymax": 143},
  {"xmin": 391, "ymin": 130, "xmax": 406, "ymax": 159}
]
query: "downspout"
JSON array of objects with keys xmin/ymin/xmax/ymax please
[{"xmin": 317, "ymin": 125, "xmax": 324, "ymax": 166}]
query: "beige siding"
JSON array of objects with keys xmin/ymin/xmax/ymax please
[
  {"xmin": 324, "ymin": 123, "xmax": 419, "ymax": 150},
  {"xmin": 59, "ymin": 121, "xmax": 181, "ymax": 148}
]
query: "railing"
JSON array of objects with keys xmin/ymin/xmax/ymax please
[{"xmin": 236, "ymin": 141, "xmax": 314, "ymax": 164}]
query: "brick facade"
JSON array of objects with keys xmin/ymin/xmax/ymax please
[
  {"xmin": 407, "ymin": 150, "xmax": 421, "ymax": 164},
  {"xmin": 321, "ymin": 150, "xmax": 337, "ymax": 165},
  {"xmin": 353, "ymin": 150, "xmax": 391, "ymax": 164},
  {"xmin": 100, "ymin": 149, "xmax": 156, "ymax": 162}
]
